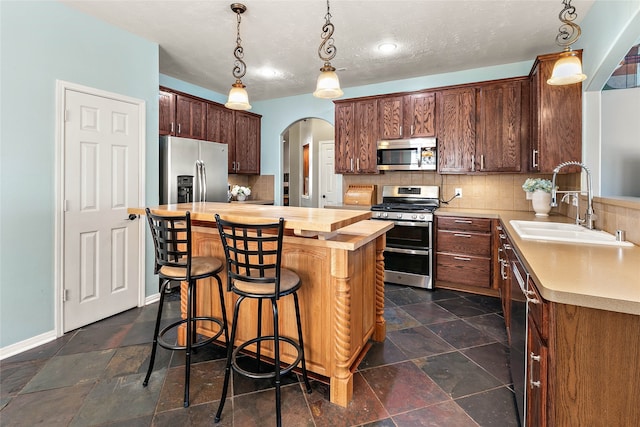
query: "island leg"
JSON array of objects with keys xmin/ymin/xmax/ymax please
[
  {"xmin": 330, "ymin": 248, "xmax": 353, "ymax": 407},
  {"xmin": 373, "ymin": 233, "xmax": 386, "ymax": 342}
]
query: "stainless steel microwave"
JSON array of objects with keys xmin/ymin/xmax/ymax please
[{"xmin": 377, "ymin": 138, "xmax": 437, "ymax": 171}]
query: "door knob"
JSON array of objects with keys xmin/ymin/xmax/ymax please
[{"xmin": 127, "ymin": 214, "xmax": 138, "ymax": 221}]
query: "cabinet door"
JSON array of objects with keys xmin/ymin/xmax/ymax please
[
  {"xmin": 354, "ymin": 99, "xmax": 378, "ymax": 173},
  {"xmin": 476, "ymin": 81, "xmax": 523, "ymax": 172},
  {"xmin": 334, "ymin": 102, "xmax": 356, "ymax": 173},
  {"xmin": 206, "ymin": 103, "xmax": 235, "ymax": 172},
  {"xmin": 234, "ymin": 111, "xmax": 260, "ymax": 174},
  {"xmin": 527, "ymin": 319, "xmax": 548, "ymax": 427},
  {"xmin": 407, "ymin": 92, "xmax": 436, "ymax": 137},
  {"xmin": 159, "ymin": 90, "xmax": 176, "ymax": 136},
  {"xmin": 530, "ymin": 52, "xmax": 582, "ymax": 173},
  {"xmin": 378, "ymin": 96, "xmax": 404, "ymax": 139},
  {"xmin": 175, "ymin": 95, "xmax": 206, "ymax": 140},
  {"xmin": 437, "ymin": 88, "xmax": 476, "ymax": 173}
]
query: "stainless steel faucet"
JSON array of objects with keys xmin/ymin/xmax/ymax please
[{"xmin": 551, "ymin": 161, "xmax": 596, "ymax": 229}]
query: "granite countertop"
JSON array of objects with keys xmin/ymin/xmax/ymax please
[{"xmin": 436, "ymin": 208, "xmax": 640, "ymax": 315}]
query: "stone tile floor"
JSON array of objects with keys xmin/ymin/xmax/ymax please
[{"xmin": 0, "ymin": 285, "xmax": 519, "ymax": 426}]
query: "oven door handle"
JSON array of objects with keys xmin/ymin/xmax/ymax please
[
  {"xmin": 389, "ymin": 220, "xmax": 431, "ymax": 227},
  {"xmin": 384, "ymin": 247, "xmax": 430, "ymax": 256}
]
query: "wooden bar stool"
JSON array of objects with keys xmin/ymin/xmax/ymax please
[
  {"xmin": 143, "ymin": 208, "xmax": 229, "ymax": 407},
  {"xmin": 213, "ymin": 214, "xmax": 311, "ymax": 426}
]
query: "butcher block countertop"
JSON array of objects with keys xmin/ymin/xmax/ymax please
[
  {"xmin": 129, "ymin": 202, "xmax": 392, "ymax": 251},
  {"xmin": 129, "ymin": 202, "xmax": 371, "ymax": 234},
  {"xmin": 437, "ymin": 208, "xmax": 640, "ymax": 315}
]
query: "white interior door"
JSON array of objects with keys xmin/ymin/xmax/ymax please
[
  {"xmin": 62, "ymin": 88, "xmax": 142, "ymax": 332},
  {"xmin": 319, "ymin": 140, "xmax": 342, "ymax": 207}
]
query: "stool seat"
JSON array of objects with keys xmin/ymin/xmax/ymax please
[
  {"xmin": 233, "ymin": 268, "xmax": 300, "ymax": 296},
  {"xmin": 159, "ymin": 256, "xmax": 223, "ymax": 279}
]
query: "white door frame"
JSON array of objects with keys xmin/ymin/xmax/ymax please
[{"xmin": 54, "ymin": 80, "xmax": 146, "ymax": 337}]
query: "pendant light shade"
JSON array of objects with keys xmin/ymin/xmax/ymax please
[
  {"xmin": 225, "ymin": 80, "xmax": 251, "ymax": 110},
  {"xmin": 225, "ymin": 3, "xmax": 251, "ymax": 110},
  {"xmin": 547, "ymin": 51, "xmax": 586, "ymax": 85},
  {"xmin": 313, "ymin": 65, "xmax": 343, "ymax": 99},
  {"xmin": 547, "ymin": 0, "xmax": 586, "ymax": 86},
  {"xmin": 313, "ymin": 0, "xmax": 342, "ymax": 99}
]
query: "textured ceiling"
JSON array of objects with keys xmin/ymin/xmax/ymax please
[{"xmin": 60, "ymin": 0, "xmax": 595, "ymax": 101}]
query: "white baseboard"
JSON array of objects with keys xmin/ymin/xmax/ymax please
[
  {"xmin": 145, "ymin": 292, "xmax": 160, "ymax": 305},
  {"xmin": 0, "ymin": 330, "xmax": 57, "ymax": 361}
]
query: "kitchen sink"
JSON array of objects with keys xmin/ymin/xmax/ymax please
[{"xmin": 510, "ymin": 220, "xmax": 634, "ymax": 247}]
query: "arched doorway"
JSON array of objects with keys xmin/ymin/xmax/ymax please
[{"xmin": 281, "ymin": 118, "xmax": 339, "ymax": 207}]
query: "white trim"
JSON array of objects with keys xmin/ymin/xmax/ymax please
[
  {"xmin": 145, "ymin": 292, "xmax": 161, "ymax": 305},
  {"xmin": 0, "ymin": 330, "xmax": 57, "ymax": 361},
  {"xmin": 54, "ymin": 80, "xmax": 147, "ymax": 339}
]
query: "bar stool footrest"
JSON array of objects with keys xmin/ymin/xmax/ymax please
[
  {"xmin": 231, "ymin": 336, "xmax": 303, "ymax": 380},
  {"xmin": 157, "ymin": 316, "xmax": 226, "ymax": 351}
]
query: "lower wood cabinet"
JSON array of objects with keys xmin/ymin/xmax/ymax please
[
  {"xmin": 435, "ymin": 216, "xmax": 495, "ymax": 293},
  {"xmin": 522, "ymin": 281, "xmax": 640, "ymax": 426}
]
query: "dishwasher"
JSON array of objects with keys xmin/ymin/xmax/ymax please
[{"xmin": 507, "ymin": 242, "xmax": 528, "ymax": 426}]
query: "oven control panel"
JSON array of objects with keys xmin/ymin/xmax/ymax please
[{"xmin": 372, "ymin": 211, "xmax": 433, "ymax": 222}]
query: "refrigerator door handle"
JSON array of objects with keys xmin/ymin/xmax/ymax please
[
  {"xmin": 201, "ymin": 161, "xmax": 207, "ymax": 202},
  {"xmin": 195, "ymin": 160, "xmax": 202, "ymax": 202}
]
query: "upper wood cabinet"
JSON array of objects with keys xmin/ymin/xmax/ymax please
[
  {"xmin": 233, "ymin": 111, "xmax": 261, "ymax": 175},
  {"xmin": 334, "ymin": 98, "xmax": 378, "ymax": 174},
  {"xmin": 378, "ymin": 92, "xmax": 435, "ymax": 139},
  {"xmin": 334, "ymin": 102, "xmax": 355, "ymax": 174},
  {"xmin": 206, "ymin": 103, "xmax": 235, "ymax": 171},
  {"xmin": 406, "ymin": 92, "xmax": 436, "ymax": 138},
  {"xmin": 175, "ymin": 94, "xmax": 206, "ymax": 140},
  {"xmin": 475, "ymin": 79, "xmax": 528, "ymax": 173},
  {"xmin": 159, "ymin": 90, "xmax": 176, "ymax": 136},
  {"xmin": 354, "ymin": 98, "xmax": 378, "ymax": 173},
  {"xmin": 436, "ymin": 88, "xmax": 476, "ymax": 173},
  {"xmin": 529, "ymin": 51, "xmax": 582, "ymax": 173}
]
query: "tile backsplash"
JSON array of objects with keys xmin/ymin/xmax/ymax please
[
  {"xmin": 228, "ymin": 174, "xmax": 274, "ymax": 201},
  {"xmin": 344, "ymin": 172, "xmax": 640, "ymax": 245}
]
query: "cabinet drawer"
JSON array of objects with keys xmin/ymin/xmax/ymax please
[
  {"xmin": 527, "ymin": 277, "xmax": 549, "ymax": 340},
  {"xmin": 437, "ymin": 216, "xmax": 492, "ymax": 233},
  {"xmin": 437, "ymin": 230, "xmax": 491, "ymax": 257},
  {"xmin": 436, "ymin": 253, "xmax": 491, "ymax": 288}
]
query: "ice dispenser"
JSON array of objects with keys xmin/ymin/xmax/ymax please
[{"xmin": 177, "ymin": 175, "xmax": 193, "ymax": 203}]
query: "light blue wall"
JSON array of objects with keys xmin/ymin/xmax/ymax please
[{"xmin": 0, "ymin": 1, "xmax": 159, "ymax": 348}]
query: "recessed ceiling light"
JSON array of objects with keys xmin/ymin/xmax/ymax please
[
  {"xmin": 377, "ymin": 42, "xmax": 397, "ymax": 53},
  {"xmin": 256, "ymin": 67, "xmax": 281, "ymax": 78}
]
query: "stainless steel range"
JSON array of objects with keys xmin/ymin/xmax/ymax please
[{"xmin": 371, "ymin": 185, "xmax": 440, "ymax": 289}]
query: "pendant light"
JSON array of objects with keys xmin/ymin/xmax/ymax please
[
  {"xmin": 225, "ymin": 3, "xmax": 251, "ymax": 110},
  {"xmin": 547, "ymin": 0, "xmax": 587, "ymax": 86},
  {"xmin": 313, "ymin": 0, "xmax": 343, "ymax": 99}
]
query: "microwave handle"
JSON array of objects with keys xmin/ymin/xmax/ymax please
[{"xmin": 417, "ymin": 148, "xmax": 423, "ymax": 168}]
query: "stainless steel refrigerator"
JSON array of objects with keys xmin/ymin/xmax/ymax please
[{"xmin": 160, "ymin": 136, "xmax": 228, "ymax": 204}]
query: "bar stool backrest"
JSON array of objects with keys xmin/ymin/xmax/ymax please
[
  {"xmin": 215, "ymin": 214, "xmax": 285, "ymax": 299},
  {"xmin": 146, "ymin": 208, "xmax": 192, "ymax": 281}
]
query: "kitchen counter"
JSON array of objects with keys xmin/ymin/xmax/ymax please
[
  {"xmin": 436, "ymin": 208, "xmax": 640, "ymax": 315},
  {"xmin": 230, "ymin": 199, "xmax": 273, "ymax": 205},
  {"xmin": 129, "ymin": 202, "xmax": 393, "ymax": 407}
]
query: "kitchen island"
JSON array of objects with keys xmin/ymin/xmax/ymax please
[{"xmin": 129, "ymin": 202, "xmax": 393, "ymax": 407}]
